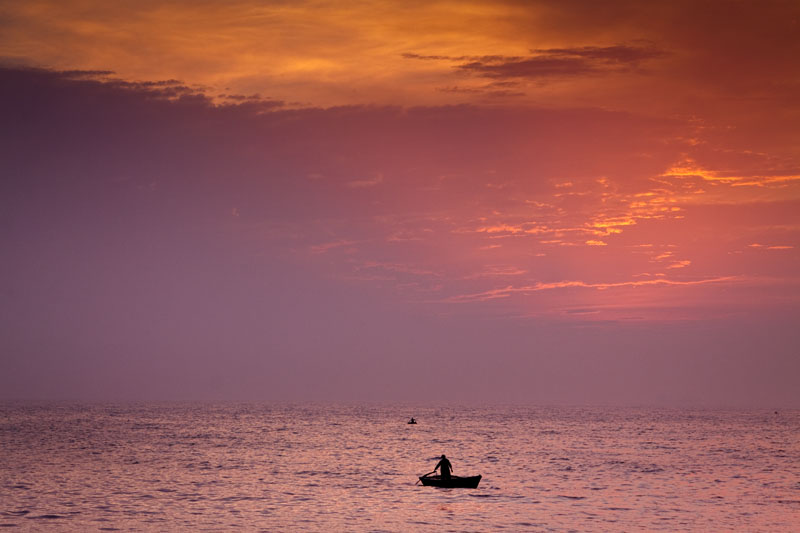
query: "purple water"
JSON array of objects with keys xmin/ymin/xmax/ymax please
[{"xmin": 1, "ymin": 404, "xmax": 798, "ymax": 531}]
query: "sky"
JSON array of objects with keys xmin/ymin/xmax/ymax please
[{"xmin": 1, "ymin": 0, "xmax": 798, "ymax": 405}]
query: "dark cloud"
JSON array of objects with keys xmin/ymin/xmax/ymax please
[
  {"xmin": 458, "ymin": 44, "xmax": 664, "ymax": 79},
  {"xmin": 460, "ymin": 55, "xmax": 595, "ymax": 78},
  {"xmin": 402, "ymin": 44, "xmax": 664, "ymax": 81},
  {"xmin": 401, "ymin": 52, "xmax": 461, "ymax": 61},
  {"xmin": 59, "ymin": 69, "xmax": 115, "ymax": 78},
  {"xmin": 436, "ymin": 81, "xmax": 526, "ymax": 98},
  {"xmin": 530, "ymin": 44, "xmax": 664, "ymax": 64},
  {"xmin": 402, "ymin": 52, "xmax": 514, "ymax": 63}
]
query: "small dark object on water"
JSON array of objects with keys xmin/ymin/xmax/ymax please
[
  {"xmin": 419, "ymin": 473, "xmax": 482, "ymax": 488},
  {"xmin": 408, "ymin": 417, "xmax": 417, "ymax": 424}
]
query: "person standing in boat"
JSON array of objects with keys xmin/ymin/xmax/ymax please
[{"xmin": 434, "ymin": 454, "xmax": 452, "ymax": 480}]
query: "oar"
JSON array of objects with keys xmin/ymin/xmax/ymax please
[{"xmin": 416, "ymin": 470, "xmax": 437, "ymax": 485}]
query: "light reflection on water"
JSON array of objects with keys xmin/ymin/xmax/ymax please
[{"xmin": 1, "ymin": 404, "xmax": 798, "ymax": 531}]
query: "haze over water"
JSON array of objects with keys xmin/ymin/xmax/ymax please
[{"xmin": 2, "ymin": 404, "xmax": 798, "ymax": 531}]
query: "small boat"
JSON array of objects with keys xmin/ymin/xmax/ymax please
[
  {"xmin": 418, "ymin": 473, "xmax": 482, "ymax": 488},
  {"xmin": 408, "ymin": 418, "xmax": 417, "ymax": 424}
]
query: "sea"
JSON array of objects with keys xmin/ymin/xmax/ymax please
[{"xmin": 1, "ymin": 404, "xmax": 798, "ymax": 531}]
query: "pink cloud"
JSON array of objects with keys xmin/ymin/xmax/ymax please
[{"xmin": 441, "ymin": 276, "xmax": 742, "ymax": 303}]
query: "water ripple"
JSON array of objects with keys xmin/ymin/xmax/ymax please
[{"xmin": 0, "ymin": 404, "xmax": 798, "ymax": 531}]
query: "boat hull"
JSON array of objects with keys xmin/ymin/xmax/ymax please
[{"xmin": 419, "ymin": 474, "xmax": 481, "ymax": 488}]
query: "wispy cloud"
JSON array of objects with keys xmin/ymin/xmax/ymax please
[
  {"xmin": 463, "ymin": 265, "xmax": 528, "ymax": 279},
  {"xmin": 666, "ymin": 260, "xmax": 691, "ymax": 269},
  {"xmin": 347, "ymin": 173, "xmax": 384, "ymax": 188},
  {"xmin": 662, "ymin": 160, "xmax": 800, "ymax": 190},
  {"xmin": 749, "ymin": 244, "xmax": 794, "ymax": 250},
  {"xmin": 441, "ymin": 276, "xmax": 742, "ymax": 303},
  {"xmin": 405, "ymin": 44, "xmax": 664, "ymax": 81},
  {"xmin": 310, "ymin": 240, "xmax": 357, "ymax": 254},
  {"xmin": 458, "ymin": 45, "xmax": 663, "ymax": 80}
]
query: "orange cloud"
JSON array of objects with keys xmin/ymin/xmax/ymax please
[
  {"xmin": 749, "ymin": 244, "xmax": 794, "ymax": 250},
  {"xmin": 4, "ymin": 0, "xmax": 797, "ymax": 118}
]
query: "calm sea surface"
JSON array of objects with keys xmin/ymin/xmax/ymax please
[{"xmin": 1, "ymin": 404, "xmax": 798, "ymax": 531}]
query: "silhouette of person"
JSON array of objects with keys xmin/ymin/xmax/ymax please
[{"xmin": 434, "ymin": 454, "xmax": 452, "ymax": 480}]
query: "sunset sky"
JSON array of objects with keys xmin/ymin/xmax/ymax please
[{"xmin": 1, "ymin": 0, "xmax": 798, "ymax": 405}]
